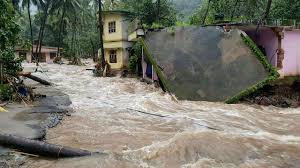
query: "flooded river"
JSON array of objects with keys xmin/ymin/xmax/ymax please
[{"xmin": 23, "ymin": 62, "xmax": 300, "ymax": 168}]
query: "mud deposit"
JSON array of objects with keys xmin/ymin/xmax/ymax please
[{"xmin": 22, "ymin": 62, "xmax": 300, "ymax": 168}]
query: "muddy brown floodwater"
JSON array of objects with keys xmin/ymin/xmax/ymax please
[{"xmin": 22, "ymin": 62, "xmax": 300, "ymax": 168}]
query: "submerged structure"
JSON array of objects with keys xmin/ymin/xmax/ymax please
[
  {"xmin": 139, "ymin": 26, "xmax": 279, "ymax": 102},
  {"xmin": 15, "ymin": 45, "xmax": 63, "ymax": 64}
]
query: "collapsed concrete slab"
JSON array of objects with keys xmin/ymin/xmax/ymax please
[{"xmin": 140, "ymin": 26, "xmax": 279, "ymax": 102}]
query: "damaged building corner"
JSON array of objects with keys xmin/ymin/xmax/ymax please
[{"xmin": 138, "ymin": 26, "xmax": 287, "ymax": 103}]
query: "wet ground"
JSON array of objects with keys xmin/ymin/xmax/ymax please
[
  {"xmin": 0, "ymin": 80, "xmax": 71, "ymax": 140},
  {"xmin": 22, "ymin": 62, "xmax": 300, "ymax": 168}
]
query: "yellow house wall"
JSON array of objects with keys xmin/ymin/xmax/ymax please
[
  {"xmin": 105, "ymin": 49, "xmax": 124, "ymax": 69},
  {"xmin": 103, "ymin": 13, "xmax": 129, "ymax": 42},
  {"xmin": 102, "ymin": 12, "xmax": 132, "ymax": 70},
  {"xmin": 104, "ymin": 41, "xmax": 132, "ymax": 49}
]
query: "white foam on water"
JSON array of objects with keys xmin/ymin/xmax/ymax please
[{"xmin": 22, "ymin": 61, "xmax": 300, "ymax": 168}]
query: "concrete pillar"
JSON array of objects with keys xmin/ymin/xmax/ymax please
[
  {"xmin": 26, "ymin": 52, "xmax": 32, "ymax": 63},
  {"xmin": 45, "ymin": 52, "xmax": 51, "ymax": 63}
]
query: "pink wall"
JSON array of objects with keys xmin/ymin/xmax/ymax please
[
  {"xmin": 45, "ymin": 53, "xmax": 53, "ymax": 63},
  {"xmin": 282, "ymin": 29, "xmax": 300, "ymax": 76},
  {"xmin": 245, "ymin": 28, "xmax": 278, "ymax": 67}
]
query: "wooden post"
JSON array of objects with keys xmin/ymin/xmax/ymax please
[{"xmin": 142, "ymin": 47, "xmax": 145, "ymax": 79}]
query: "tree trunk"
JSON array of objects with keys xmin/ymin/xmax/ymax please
[
  {"xmin": 35, "ymin": 2, "xmax": 50, "ymax": 65},
  {"xmin": 262, "ymin": 0, "xmax": 273, "ymax": 22},
  {"xmin": 71, "ymin": 13, "xmax": 77, "ymax": 54},
  {"xmin": 256, "ymin": 0, "xmax": 273, "ymax": 34},
  {"xmin": 90, "ymin": 38, "xmax": 96, "ymax": 62},
  {"xmin": 57, "ymin": 4, "xmax": 66, "ymax": 56},
  {"xmin": 202, "ymin": 0, "xmax": 211, "ymax": 25},
  {"xmin": 98, "ymin": 0, "xmax": 105, "ymax": 69},
  {"xmin": 230, "ymin": 0, "xmax": 239, "ymax": 21},
  {"xmin": 0, "ymin": 134, "xmax": 92, "ymax": 158},
  {"xmin": 157, "ymin": 0, "xmax": 160, "ymax": 23},
  {"xmin": 27, "ymin": 0, "xmax": 34, "ymax": 59},
  {"xmin": 20, "ymin": 73, "xmax": 51, "ymax": 85}
]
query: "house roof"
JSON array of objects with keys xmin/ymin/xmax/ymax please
[
  {"xmin": 15, "ymin": 45, "xmax": 63, "ymax": 53},
  {"xmin": 102, "ymin": 10, "xmax": 133, "ymax": 16}
]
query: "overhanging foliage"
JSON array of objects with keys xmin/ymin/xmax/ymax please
[{"xmin": 0, "ymin": 0, "xmax": 22, "ymax": 78}]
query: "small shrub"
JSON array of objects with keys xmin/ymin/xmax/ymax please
[
  {"xmin": 0, "ymin": 84, "xmax": 13, "ymax": 101},
  {"xmin": 128, "ymin": 43, "xmax": 142, "ymax": 73}
]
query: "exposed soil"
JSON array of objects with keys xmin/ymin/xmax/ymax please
[{"xmin": 242, "ymin": 78, "xmax": 300, "ymax": 108}]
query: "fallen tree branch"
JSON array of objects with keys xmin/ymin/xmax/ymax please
[
  {"xmin": 0, "ymin": 134, "xmax": 92, "ymax": 158},
  {"xmin": 127, "ymin": 108, "xmax": 168, "ymax": 118},
  {"xmin": 126, "ymin": 108, "xmax": 222, "ymax": 131},
  {"xmin": 19, "ymin": 73, "xmax": 51, "ymax": 86}
]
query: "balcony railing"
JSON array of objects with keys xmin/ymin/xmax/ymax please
[{"xmin": 242, "ymin": 19, "xmax": 300, "ymax": 28}]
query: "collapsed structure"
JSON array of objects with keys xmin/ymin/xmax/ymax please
[
  {"xmin": 139, "ymin": 26, "xmax": 279, "ymax": 102},
  {"xmin": 15, "ymin": 45, "xmax": 63, "ymax": 64},
  {"xmin": 99, "ymin": 10, "xmax": 300, "ymax": 102}
]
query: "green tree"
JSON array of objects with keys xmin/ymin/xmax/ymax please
[
  {"xmin": 118, "ymin": 0, "xmax": 177, "ymax": 27},
  {"xmin": 189, "ymin": 0, "xmax": 277, "ymax": 25},
  {"xmin": 271, "ymin": 0, "xmax": 300, "ymax": 19},
  {"xmin": 0, "ymin": 0, "xmax": 22, "ymax": 80},
  {"xmin": 55, "ymin": 0, "xmax": 80, "ymax": 56},
  {"xmin": 20, "ymin": 0, "xmax": 37, "ymax": 58}
]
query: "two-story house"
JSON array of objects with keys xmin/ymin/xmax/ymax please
[{"xmin": 102, "ymin": 10, "xmax": 133, "ymax": 70}]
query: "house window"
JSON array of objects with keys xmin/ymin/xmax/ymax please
[
  {"xmin": 108, "ymin": 21, "xmax": 116, "ymax": 33},
  {"xmin": 50, "ymin": 52, "xmax": 57, "ymax": 59},
  {"xmin": 19, "ymin": 52, "xmax": 27, "ymax": 60},
  {"xmin": 109, "ymin": 50, "xmax": 117, "ymax": 63}
]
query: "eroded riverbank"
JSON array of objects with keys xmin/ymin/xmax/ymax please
[{"xmin": 22, "ymin": 62, "xmax": 300, "ymax": 168}]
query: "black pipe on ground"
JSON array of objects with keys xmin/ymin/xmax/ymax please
[{"xmin": 0, "ymin": 134, "xmax": 92, "ymax": 158}]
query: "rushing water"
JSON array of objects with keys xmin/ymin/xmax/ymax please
[{"xmin": 22, "ymin": 62, "xmax": 300, "ymax": 168}]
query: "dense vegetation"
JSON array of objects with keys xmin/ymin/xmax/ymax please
[
  {"xmin": 189, "ymin": 0, "xmax": 300, "ymax": 25},
  {"xmin": 172, "ymin": 0, "xmax": 203, "ymax": 21},
  {"xmin": 0, "ymin": 0, "xmax": 22, "ymax": 77},
  {"xmin": 0, "ymin": 0, "xmax": 23, "ymax": 100},
  {"xmin": 0, "ymin": 0, "xmax": 298, "ymax": 72}
]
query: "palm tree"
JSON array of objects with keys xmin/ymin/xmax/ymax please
[
  {"xmin": 95, "ymin": 0, "xmax": 115, "ymax": 76},
  {"xmin": 202, "ymin": 0, "xmax": 212, "ymax": 25},
  {"xmin": 11, "ymin": 0, "xmax": 20, "ymax": 9},
  {"xmin": 98, "ymin": 0, "xmax": 105, "ymax": 69},
  {"xmin": 21, "ymin": 0, "xmax": 37, "ymax": 59},
  {"xmin": 256, "ymin": 0, "xmax": 273, "ymax": 33},
  {"xmin": 157, "ymin": 0, "xmax": 160, "ymax": 23},
  {"xmin": 34, "ymin": 0, "xmax": 55, "ymax": 64},
  {"xmin": 55, "ymin": 0, "xmax": 80, "ymax": 56}
]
